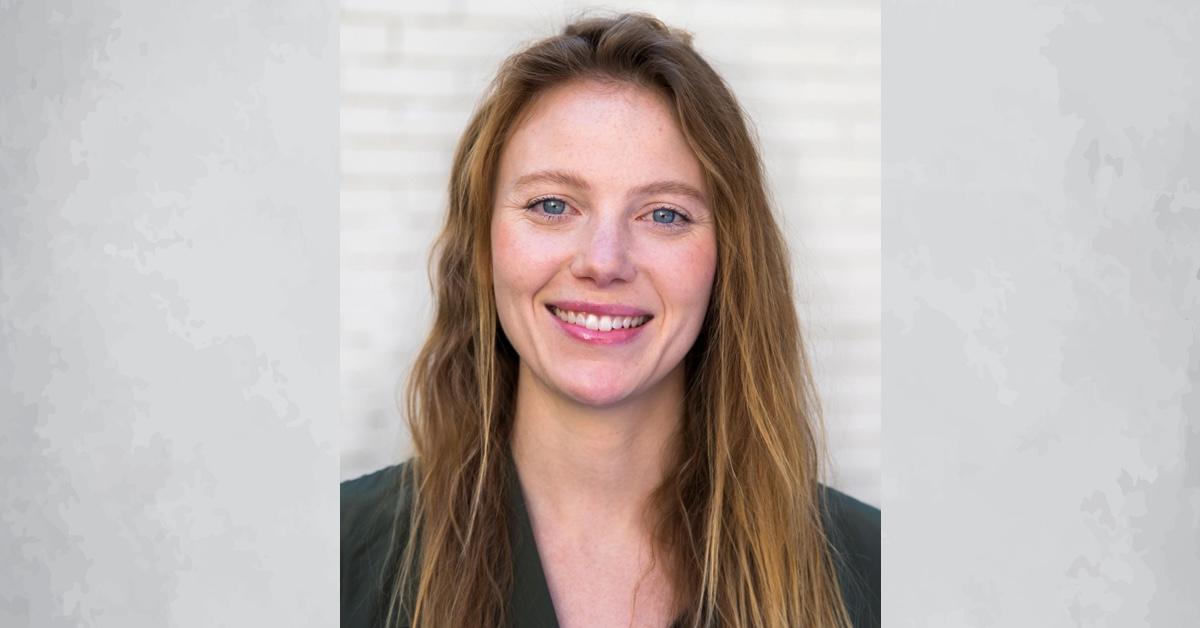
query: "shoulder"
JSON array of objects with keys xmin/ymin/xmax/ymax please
[
  {"xmin": 819, "ymin": 485, "xmax": 881, "ymax": 628},
  {"xmin": 341, "ymin": 461, "xmax": 417, "ymax": 628},
  {"xmin": 341, "ymin": 461, "xmax": 416, "ymax": 538}
]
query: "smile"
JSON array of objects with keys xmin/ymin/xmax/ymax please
[{"xmin": 549, "ymin": 305, "xmax": 650, "ymax": 332}]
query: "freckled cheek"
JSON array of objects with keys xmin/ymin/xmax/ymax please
[
  {"xmin": 652, "ymin": 238, "xmax": 717, "ymax": 318},
  {"xmin": 491, "ymin": 219, "xmax": 571, "ymax": 299}
]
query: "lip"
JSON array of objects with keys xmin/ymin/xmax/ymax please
[{"xmin": 545, "ymin": 304, "xmax": 652, "ymax": 346}]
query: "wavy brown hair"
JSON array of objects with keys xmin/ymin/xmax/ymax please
[{"xmin": 389, "ymin": 12, "xmax": 851, "ymax": 628}]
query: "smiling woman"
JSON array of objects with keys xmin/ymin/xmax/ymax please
[
  {"xmin": 492, "ymin": 79, "xmax": 716, "ymax": 411},
  {"xmin": 342, "ymin": 13, "xmax": 879, "ymax": 628}
]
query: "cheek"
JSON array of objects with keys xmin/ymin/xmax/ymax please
[
  {"xmin": 490, "ymin": 220, "xmax": 518, "ymax": 295},
  {"xmin": 491, "ymin": 220, "xmax": 528, "ymax": 320},
  {"xmin": 667, "ymin": 235, "xmax": 718, "ymax": 316},
  {"xmin": 490, "ymin": 217, "xmax": 562, "ymax": 306}
]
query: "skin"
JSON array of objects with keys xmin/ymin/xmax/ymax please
[{"xmin": 491, "ymin": 78, "xmax": 717, "ymax": 627}]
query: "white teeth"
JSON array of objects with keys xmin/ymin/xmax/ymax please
[{"xmin": 552, "ymin": 306, "xmax": 650, "ymax": 332}]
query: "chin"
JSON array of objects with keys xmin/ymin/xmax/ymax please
[{"xmin": 554, "ymin": 378, "xmax": 637, "ymax": 409}]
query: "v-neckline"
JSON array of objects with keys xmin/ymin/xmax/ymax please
[
  {"xmin": 507, "ymin": 449, "xmax": 562, "ymax": 628},
  {"xmin": 504, "ymin": 450, "xmax": 687, "ymax": 628}
]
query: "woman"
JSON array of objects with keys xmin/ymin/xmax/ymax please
[{"xmin": 343, "ymin": 13, "xmax": 880, "ymax": 628}]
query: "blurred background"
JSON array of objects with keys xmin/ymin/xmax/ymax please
[{"xmin": 339, "ymin": 0, "xmax": 880, "ymax": 506}]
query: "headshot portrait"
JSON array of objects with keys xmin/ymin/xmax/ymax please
[
  {"xmin": 11, "ymin": 0, "xmax": 1200, "ymax": 625},
  {"xmin": 340, "ymin": 5, "xmax": 880, "ymax": 628}
]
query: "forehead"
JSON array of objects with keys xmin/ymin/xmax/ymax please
[{"xmin": 496, "ymin": 79, "xmax": 706, "ymax": 194}]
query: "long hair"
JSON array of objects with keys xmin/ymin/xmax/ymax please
[{"xmin": 391, "ymin": 12, "xmax": 851, "ymax": 628}]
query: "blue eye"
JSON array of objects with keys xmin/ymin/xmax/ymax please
[
  {"xmin": 651, "ymin": 208, "xmax": 679, "ymax": 224},
  {"xmin": 539, "ymin": 198, "xmax": 567, "ymax": 215}
]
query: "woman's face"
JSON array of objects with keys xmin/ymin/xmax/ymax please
[{"xmin": 491, "ymin": 79, "xmax": 717, "ymax": 409}]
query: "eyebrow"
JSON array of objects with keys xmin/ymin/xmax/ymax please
[
  {"xmin": 513, "ymin": 169, "xmax": 591, "ymax": 191},
  {"xmin": 631, "ymin": 180, "xmax": 709, "ymax": 205},
  {"xmin": 511, "ymin": 169, "xmax": 709, "ymax": 205}
]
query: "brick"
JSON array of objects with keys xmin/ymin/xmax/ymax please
[
  {"xmin": 456, "ymin": 0, "xmax": 569, "ymax": 19},
  {"xmin": 743, "ymin": 79, "xmax": 879, "ymax": 106},
  {"xmin": 764, "ymin": 118, "xmax": 841, "ymax": 143},
  {"xmin": 812, "ymin": 338, "xmax": 882, "ymax": 373},
  {"xmin": 848, "ymin": 43, "xmax": 881, "ymax": 68},
  {"xmin": 342, "ymin": 103, "xmax": 473, "ymax": 139},
  {"xmin": 340, "ymin": 0, "xmax": 459, "ymax": 18},
  {"xmin": 850, "ymin": 121, "xmax": 881, "ymax": 143},
  {"xmin": 801, "ymin": 157, "xmax": 879, "ymax": 180},
  {"xmin": 398, "ymin": 22, "xmax": 530, "ymax": 59},
  {"xmin": 341, "ymin": 188, "xmax": 401, "ymax": 212},
  {"xmin": 340, "ymin": 23, "xmax": 389, "ymax": 55},
  {"xmin": 685, "ymin": 2, "xmax": 879, "ymax": 34},
  {"xmin": 793, "ymin": 6, "xmax": 879, "ymax": 30},
  {"xmin": 342, "ymin": 65, "xmax": 458, "ymax": 97},
  {"xmin": 340, "ymin": 105, "xmax": 390, "ymax": 135},
  {"xmin": 713, "ymin": 42, "xmax": 847, "ymax": 70},
  {"xmin": 341, "ymin": 147, "xmax": 450, "ymax": 177}
]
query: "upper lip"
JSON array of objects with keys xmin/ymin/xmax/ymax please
[{"xmin": 546, "ymin": 300, "xmax": 653, "ymax": 318}]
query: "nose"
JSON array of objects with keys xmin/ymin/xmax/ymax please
[{"xmin": 569, "ymin": 214, "xmax": 636, "ymax": 287}]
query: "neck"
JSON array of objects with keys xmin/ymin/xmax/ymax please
[{"xmin": 510, "ymin": 362, "xmax": 684, "ymax": 539}]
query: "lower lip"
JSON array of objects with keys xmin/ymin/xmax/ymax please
[{"xmin": 547, "ymin": 308, "xmax": 649, "ymax": 345}]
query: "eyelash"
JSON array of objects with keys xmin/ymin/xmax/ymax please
[{"xmin": 524, "ymin": 196, "xmax": 693, "ymax": 229}]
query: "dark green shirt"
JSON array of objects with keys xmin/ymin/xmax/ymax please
[{"xmin": 342, "ymin": 455, "xmax": 880, "ymax": 627}]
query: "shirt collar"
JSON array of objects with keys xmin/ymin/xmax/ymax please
[{"xmin": 506, "ymin": 449, "xmax": 561, "ymax": 628}]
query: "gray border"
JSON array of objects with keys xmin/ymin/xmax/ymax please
[
  {"xmin": 1, "ymin": 2, "xmax": 338, "ymax": 624},
  {"xmin": 885, "ymin": 0, "xmax": 1200, "ymax": 624}
]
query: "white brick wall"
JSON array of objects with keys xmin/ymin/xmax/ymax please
[{"xmin": 340, "ymin": 0, "xmax": 880, "ymax": 506}]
